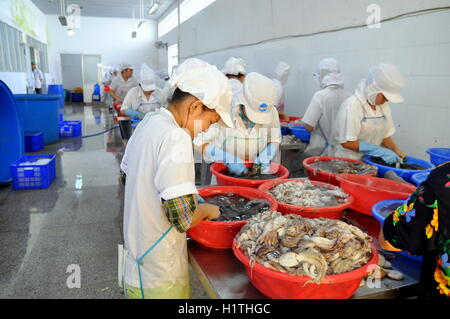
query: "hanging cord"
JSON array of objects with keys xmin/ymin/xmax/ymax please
[{"xmin": 62, "ymin": 125, "xmax": 120, "ymax": 139}]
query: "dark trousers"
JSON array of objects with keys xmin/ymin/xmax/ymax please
[{"xmin": 35, "ymin": 88, "xmax": 42, "ymax": 94}]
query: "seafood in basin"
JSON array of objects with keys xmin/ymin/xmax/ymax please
[
  {"xmin": 308, "ymin": 159, "xmax": 378, "ymax": 175},
  {"xmin": 204, "ymin": 193, "xmax": 270, "ymax": 221},
  {"xmin": 235, "ymin": 211, "xmax": 373, "ymax": 284}
]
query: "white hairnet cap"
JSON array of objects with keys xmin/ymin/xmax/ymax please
[
  {"xmin": 275, "ymin": 62, "xmax": 290, "ymax": 85},
  {"xmin": 119, "ymin": 62, "xmax": 134, "ymax": 72},
  {"xmin": 112, "ymin": 67, "xmax": 119, "ymax": 73},
  {"xmin": 222, "ymin": 57, "xmax": 247, "ymax": 76},
  {"xmin": 240, "ymin": 72, "xmax": 277, "ymax": 125},
  {"xmin": 316, "ymin": 58, "xmax": 344, "ymax": 89},
  {"xmin": 366, "ymin": 63, "xmax": 405, "ymax": 103},
  {"xmin": 138, "ymin": 63, "xmax": 156, "ymax": 91},
  {"xmin": 169, "ymin": 58, "xmax": 234, "ymax": 128}
]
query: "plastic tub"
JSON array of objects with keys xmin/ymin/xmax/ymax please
[
  {"xmin": 303, "ymin": 156, "xmax": 378, "ymax": 186},
  {"xmin": 362, "ymin": 155, "xmax": 434, "ymax": 184},
  {"xmin": 10, "ymin": 154, "xmax": 56, "ymax": 190},
  {"xmin": 411, "ymin": 171, "xmax": 430, "ymax": 187},
  {"xmin": 232, "ymin": 238, "xmax": 378, "ymax": 299},
  {"xmin": 257, "ymin": 179, "xmax": 353, "ymax": 219},
  {"xmin": 71, "ymin": 92, "xmax": 83, "ymax": 102},
  {"xmin": 24, "ymin": 132, "xmax": 44, "ymax": 152},
  {"xmin": 187, "ymin": 186, "xmax": 278, "ymax": 249},
  {"xmin": 372, "ymin": 199, "xmax": 423, "ymax": 262},
  {"xmin": 48, "ymin": 84, "xmax": 65, "ymax": 108},
  {"xmin": 0, "ymin": 81, "xmax": 24, "ymax": 183},
  {"xmin": 426, "ymin": 148, "xmax": 450, "ymax": 166},
  {"xmin": 289, "ymin": 116, "xmax": 302, "ymax": 122},
  {"xmin": 210, "ymin": 162, "xmax": 289, "ymax": 189},
  {"xmin": 280, "ymin": 120, "xmax": 291, "ymax": 136},
  {"xmin": 290, "ymin": 125, "xmax": 311, "ymax": 143},
  {"xmin": 336, "ymin": 174, "xmax": 416, "ymax": 216},
  {"xmin": 14, "ymin": 94, "xmax": 60, "ymax": 145}
]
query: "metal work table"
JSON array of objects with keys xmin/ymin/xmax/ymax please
[{"xmin": 188, "ymin": 210, "xmax": 422, "ymax": 299}]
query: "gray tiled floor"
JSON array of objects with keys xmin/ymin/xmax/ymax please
[{"xmin": 0, "ymin": 104, "xmax": 209, "ymax": 299}]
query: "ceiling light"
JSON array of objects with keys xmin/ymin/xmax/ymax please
[{"xmin": 148, "ymin": 1, "xmax": 160, "ymax": 15}]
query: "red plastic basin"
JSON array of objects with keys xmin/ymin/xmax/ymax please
[
  {"xmin": 210, "ymin": 162, "xmax": 289, "ymax": 189},
  {"xmin": 303, "ymin": 156, "xmax": 378, "ymax": 186},
  {"xmin": 232, "ymin": 238, "xmax": 378, "ymax": 299},
  {"xmin": 257, "ymin": 179, "xmax": 353, "ymax": 219},
  {"xmin": 335, "ymin": 174, "xmax": 416, "ymax": 216},
  {"xmin": 187, "ymin": 186, "xmax": 278, "ymax": 249}
]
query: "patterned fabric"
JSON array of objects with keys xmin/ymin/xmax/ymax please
[
  {"xmin": 383, "ymin": 162, "xmax": 450, "ymax": 298},
  {"xmin": 162, "ymin": 194, "xmax": 197, "ymax": 233}
]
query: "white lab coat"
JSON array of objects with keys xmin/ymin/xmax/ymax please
[
  {"xmin": 331, "ymin": 84, "xmax": 396, "ymax": 160},
  {"xmin": 121, "ymin": 86, "xmax": 165, "ymax": 114},
  {"xmin": 302, "ymin": 86, "xmax": 349, "ymax": 156},
  {"xmin": 33, "ymin": 69, "xmax": 44, "ymax": 89},
  {"xmin": 273, "ymin": 78, "xmax": 286, "ymax": 113},
  {"xmin": 193, "ymin": 103, "xmax": 281, "ymax": 162},
  {"xmin": 121, "ymin": 108, "xmax": 197, "ymax": 297},
  {"xmin": 110, "ymin": 75, "xmax": 138, "ymax": 100}
]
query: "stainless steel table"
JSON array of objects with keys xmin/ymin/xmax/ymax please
[{"xmin": 188, "ymin": 210, "xmax": 421, "ymax": 299}]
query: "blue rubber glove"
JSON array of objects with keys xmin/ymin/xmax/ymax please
[
  {"xmin": 196, "ymin": 194, "xmax": 205, "ymax": 204},
  {"xmin": 255, "ymin": 144, "xmax": 277, "ymax": 166},
  {"xmin": 359, "ymin": 141, "xmax": 401, "ymax": 164},
  {"xmin": 125, "ymin": 109, "xmax": 144, "ymax": 120},
  {"xmin": 205, "ymin": 145, "xmax": 247, "ymax": 176}
]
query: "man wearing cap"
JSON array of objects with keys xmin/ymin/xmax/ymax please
[
  {"xmin": 194, "ymin": 72, "xmax": 281, "ymax": 176},
  {"xmin": 110, "ymin": 62, "xmax": 139, "ymax": 104},
  {"xmin": 31, "ymin": 62, "xmax": 44, "ymax": 94},
  {"xmin": 119, "ymin": 63, "xmax": 165, "ymax": 120},
  {"xmin": 332, "ymin": 63, "xmax": 406, "ymax": 163},
  {"xmin": 222, "ymin": 57, "xmax": 247, "ymax": 95}
]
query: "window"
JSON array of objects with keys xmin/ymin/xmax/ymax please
[
  {"xmin": 27, "ymin": 36, "xmax": 49, "ymax": 73},
  {"xmin": 167, "ymin": 43, "xmax": 178, "ymax": 75},
  {"xmin": 158, "ymin": 8, "xmax": 178, "ymax": 38},
  {"xmin": 180, "ymin": 0, "xmax": 216, "ymax": 23},
  {"xmin": 0, "ymin": 22, "xmax": 25, "ymax": 72},
  {"xmin": 158, "ymin": 0, "xmax": 216, "ymax": 38}
]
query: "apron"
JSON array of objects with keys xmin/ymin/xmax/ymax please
[
  {"xmin": 336, "ymin": 100, "xmax": 387, "ymax": 160},
  {"xmin": 222, "ymin": 128, "xmax": 267, "ymax": 162},
  {"xmin": 305, "ymin": 119, "xmax": 329, "ymax": 156}
]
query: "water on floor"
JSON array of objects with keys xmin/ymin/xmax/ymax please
[{"xmin": 0, "ymin": 104, "xmax": 208, "ymax": 299}]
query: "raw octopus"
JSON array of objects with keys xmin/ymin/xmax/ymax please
[
  {"xmin": 267, "ymin": 180, "xmax": 349, "ymax": 207},
  {"xmin": 281, "ymin": 135, "xmax": 303, "ymax": 145},
  {"xmin": 309, "ymin": 159, "xmax": 377, "ymax": 175},
  {"xmin": 371, "ymin": 157, "xmax": 426, "ymax": 170},
  {"xmin": 235, "ymin": 211, "xmax": 373, "ymax": 284},
  {"xmin": 204, "ymin": 193, "xmax": 270, "ymax": 221},
  {"xmin": 226, "ymin": 165, "xmax": 279, "ymax": 180}
]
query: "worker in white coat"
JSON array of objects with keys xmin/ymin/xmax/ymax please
[
  {"xmin": 332, "ymin": 63, "xmax": 406, "ymax": 163},
  {"xmin": 120, "ymin": 58, "xmax": 234, "ymax": 299},
  {"xmin": 273, "ymin": 62, "xmax": 291, "ymax": 121},
  {"xmin": 302, "ymin": 58, "xmax": 349, "ymax": 156},
  {"xmin": 110, "ymin": 62, "xmax": 139, "ymax": 103},
  {"xmin": 120, "ymin": 63, "xmax": 165, "ymax": 120},
  {"xmin": 222, "ymin": 57, "xmax": 247, "ymax": 95},
  {"xmin": 194, "ymin": 72, "xmax": 281, "ymax": 176},
  {"xmin": 31, "ymin": 62, "xmax": 44, "ymax": 94}
]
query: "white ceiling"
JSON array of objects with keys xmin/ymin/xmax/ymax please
[{"xmin": 31, "ymin": 0, "xmax": 176, "ymax": 20}]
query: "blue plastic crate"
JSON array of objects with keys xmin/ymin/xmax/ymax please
[
  {"xmin": 290, "ymin": 125, "xmax": 311, "ymax": 143},
  {"xmin": 24, "ymin": 132, "xmax": 44, "ymax": 152},
  {"xmin": 59, "ymin": 121, "xmax": 82, "ymax": 137},
  {"xmin": 10, "ymin": 155, "xmax": 56, "ymax": 190},
  {"xmin": 59, "ymin": 112, "xmax": 64, "ymax": 122}
]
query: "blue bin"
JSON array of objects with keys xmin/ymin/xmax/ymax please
[
  {"xmin": 71, "ymin": 92, "xmax": 83, "ymax": 102},
  {"xmin": 48, "ymin": 84, "xmax": 65, "ymax": 108},
  {"xmin": 14, "ymin": 94, "xmax": 60, "ymax": 145},
  {"xmin": 10, "ymin": 154, "xmax": 56, "ymax": 190},
  {"xmin": 0, "ymin": 80, "xmax": 24, "ymax": 183},
  {"xmin": 363, "ymin": 156, "xmax": 434, "ymax": 184},
  {"xmin": 59, "ymin": 121, "xmax": 82, "ymax": 137},
  {"xmin": 25, "ymin": 132, "xmax": 44, "ymax": 152},
  {"xmin": 411, "ymin": 171, "xmax": 430, "ymax": 186},
  {"xmin": 290, "ymin": 125, "xmax": 311, "ymax": 143},
  {"xmin": 426, "ymin": 148, "xmax": 450, "ymax": 166},
  {"xmin": 372, "ymin": 199, "xmax": 423, "ymax": 262}
]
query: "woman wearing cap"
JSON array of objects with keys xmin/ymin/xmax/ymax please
[
  {"xmin": 110, "ymin": 62, "xmax": 139, "ymax": 104},
  {"xmin": 222, "ymin": 57, "xmax": 247, "ymax": 95},
  {"xmin": 273, "ymin": 61, "xmax": 291, "ymax": 121},
  {"xmin": 301, "ymin": 58, "xmax": 349, "ymax": 156},
  {"xmin": 119, "ymin": 63, "xmax": 165, "ymax": 120},
  {"xmin": 332, "ymin": 63, "xmax": 406, "ymax": 163},
  {"xmin": 194, "ymin": 72, "xmax": 281, "ymax": 176},
  {"xmin": 120, "ymin": 58, "xmax": 234, "ymax": 299}
]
